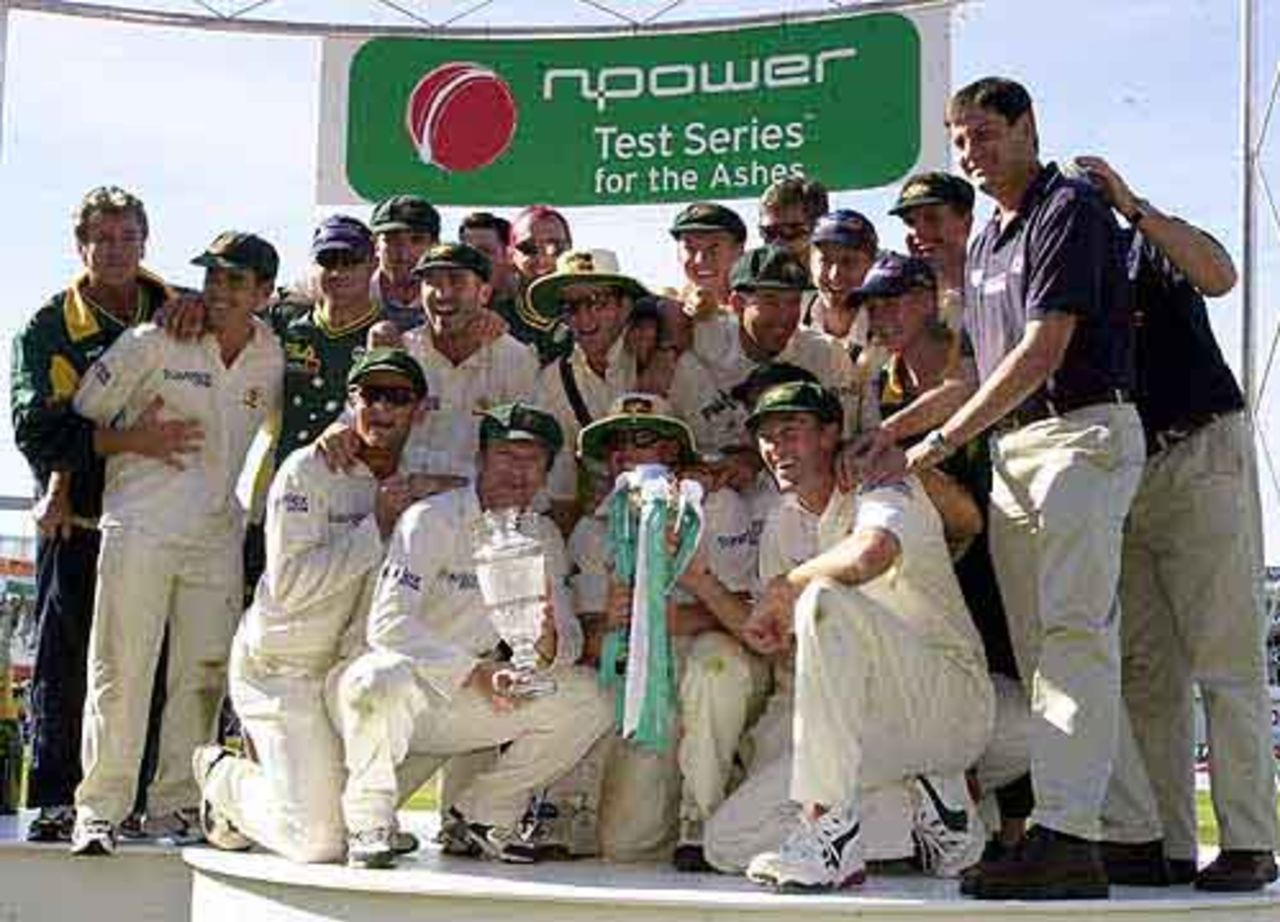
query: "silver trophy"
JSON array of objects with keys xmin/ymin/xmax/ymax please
[{"xmin": 471, "ymin": 509, "xmax": 556, "ymax": 697}]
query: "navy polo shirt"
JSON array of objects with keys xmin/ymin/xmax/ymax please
[
  {"xmin": 1125, "ymin": 225, "xmax": 1244, "ymax": 441},
  {"xmin": 965, "ymin": 163, "xmax": 1134, "ymax": 413}
]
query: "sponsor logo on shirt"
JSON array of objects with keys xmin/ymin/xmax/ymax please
[
  {"xmin": 382, "ymin": 561, "xmax": 423, "ymax": 592},
  {"xmin": 445, "ymin": 570, "xmax": 479, "ymax": 591},
  {"xmin": 282, "ymin": 493, "xmax": 310, "ymax": 513},
  {"xmin": 717, "ymin": 529, "xmax": 753, "ymax": 549},
  {"xmin": 163, "ymin": 368, "xmax": 214, "ymax": 388},
  {"xmin": 746, "ymin": 519, "xmax": 765, "ymax": 547},
  {"xmin": 93, "ymin": 363, "xmax": 111, "ymax": 385}
]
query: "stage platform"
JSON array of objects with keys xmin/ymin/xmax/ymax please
[{"xmin": 4, "ymin": 810, "xmax": 1280, "ymax": 922}]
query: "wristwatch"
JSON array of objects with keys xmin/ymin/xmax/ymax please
[
  {"xmin": 1125, "ymin": 197, "xmax": 1151, "ymax": 228},
  {"xmin": 921, "ymin": 428, "xmax": 953, "ymax": 459}
]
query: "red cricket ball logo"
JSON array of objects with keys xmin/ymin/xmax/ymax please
[{"xmin": 405, "ymin": 62, "xmax": 518, "ymax": 173}]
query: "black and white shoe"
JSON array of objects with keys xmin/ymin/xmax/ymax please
[
  {"xmin": 746, "ymin": 804, "xmax": 866, "ymax": 891},
  {"xmin": 192, "ymin": 745, "xmax": 252, "ymax": 852},
  {"xmin": 348, "ymin": 827, "xmax": 397, "ymax": 869},
  {"xmin": 70, "ymin": 815, "xmax": 117, "ymax": 857},
  {"xmin": 446, "ymin": 807, "xmax": 538, "ymax": 864},
  {"xmin": 27, "ymin": 805, "xmax": 75, "ymax": 843},
  {"xmin": 910, "ymin": 774, "xmax": 984, "ymax": 878}
]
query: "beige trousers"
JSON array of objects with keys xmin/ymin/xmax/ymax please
[
  {"xmin": 77, "ymin": 526, "xmax": 240, "ymax": 823},
  {"xmin": 1106, "ymin": 412, "xmax": 1277, "ymax": 858},
  {"xmin": 988, "ymin": 402, "xmax": 1146, "ymax": 840}
]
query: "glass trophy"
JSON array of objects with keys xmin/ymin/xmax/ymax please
[{"xmin": 471, "ymin": 509, "xmax": 556, "ymax": 697}]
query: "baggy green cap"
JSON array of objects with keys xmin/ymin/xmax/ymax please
[
  {"xmin": 729, "ymin": 245, "xmax": 813, "ymax": 292},
  {"xmin": 890, "ymin": 171, "xmax": 975, "ymax": 217},
  {"xmin": 370, "ymin": 194, "xmax": 441, "ymax": 236},
  {"xmin": 191, "ymin": 231, "xmax": 279, "ymax": 281},
  {"xmin": 669, "ymin": 202, "xmax": 747, "ymax": 244},
  {"xmin": 411, "ymin": 242, "xmax": 492, "ymax": 283},
  {"xmin": 479, "ymin": 402, "xmax": 564, "ymax": 457},
  {"xmin": 746, "ymin": 381, "xmax": 842, "ymax": 430},
  {"xmin": 346, "ymin": 347, "xmax": 428, "ymax": 397},
  {"xmin": 578, "ymin": 393, "xmax": 697, "ymax": 465}
]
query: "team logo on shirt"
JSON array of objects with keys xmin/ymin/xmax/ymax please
[
  {"xmin": 243, "ymin": 387, "xmax": 265, "ymax": 410},
  {"xmin": 285, "ymin": 342, "xmax": 322, "ymax": 375}
]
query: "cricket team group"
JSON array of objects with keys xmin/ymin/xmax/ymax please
[{"xmin": 9, "ymin": 75, "xmax": 1278, "ymax": 900}]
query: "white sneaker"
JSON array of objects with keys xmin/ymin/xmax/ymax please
[
  {"xmin": 70, "ymin": 815, "xmax": 117, "ymax": 857},
  {"xmin": 746, "ymin": 804, "xmax": 866, "ymax": 891},
  {"xmin": 192, "ymin": 745, "xmax": 253, "ymax": 852},
  {"xmin": 446, "ymin": 807, "xmax": 538, "ymax": 864},
  {"xmin": 348, "ymin": 827, "xmax": 397, "ymax": 869},
  {"xmin": 910, "ymin": 774, "xmax": 984, "ymax": 878}
]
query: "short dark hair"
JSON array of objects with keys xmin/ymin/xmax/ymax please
[
  {"xmin": 74, "ymin": 185, "xmax": 148, "ymax": 244},
  {"xmin": 947, "ymin": 77, "xmax": 1034, "ymax": 126},
  {"xmin": 459, "ymin": 211, "xmax": 512, "ymax": 247},
  {"xmin": 761, "ymin": 177, "xmax": 829, "ymax": 224}
]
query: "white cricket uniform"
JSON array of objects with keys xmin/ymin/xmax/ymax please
[
  {"xmin": 667, "ymin": 314, "xmax": 879, "ymax": 452},
  {"xmin": 789, "ymin": 480, "xmax": 994, "ymax": 813},
  {"xmin": 72, "ymin": 320, "xmax": 282, "ymax": 823},
  {"xmin": 401, "ymin": 328, "xmax": 539, "ymax": 478},
  {"xmin": 334, "ymin": 488, "xmax": 610, "ymax": 834},
  {"xmin": 201, "ymin": 445, "xmax": 387, "ymax": 862},
  {"xmin": 571, "ymin": 487, "xmax": 769, "ymax": 861},
  {"xmin": 534, "ymin": 339, "xmax": 639, "ymax": 503},
  {"xmin": 705, "ymin": 488, "xmax": 914, "ymax": 871}
]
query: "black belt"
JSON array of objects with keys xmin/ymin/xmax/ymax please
[
  {"xmin": 1147, "ymin": 410, "xmax": 1229, "ymax": 456},
  {"xmin": 995, "ymin": 388, "xmax": 1131, "ymax": 434}
]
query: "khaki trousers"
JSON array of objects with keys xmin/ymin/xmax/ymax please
[
  {"xmin": 988, "ymin": 402, "xmax": 1146, "ymax": 840},
  {"xmin": 77, "ymin": 526, "xmax": 241, "ymax": 823},
  {"xmin": 1106, "ymin": 412, "xmax": 1277, "ymax": 858}
]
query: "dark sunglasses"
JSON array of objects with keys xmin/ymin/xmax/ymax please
[
  {"xmin": 351, "ymin": 385, "xmax": 418, "ymax": 407},
  {"xmin": 609, "ymin": 429, "xmax": 663, "ymax": 451},
  {"xmin": 515, "ymin": 238, "xmax": 568, "ymax": 258},
  {"xmin": 759, "ymin": 222, "xmax": 810, "ymax": 243},
  {"xmin": 316, "ymin": 250, "xmax": 369, "ymax": 270}
]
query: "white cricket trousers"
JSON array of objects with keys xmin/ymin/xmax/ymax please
[
  {"xmin": 334, "ymin": 658, "xmax": 613, "ymax": 834},
  {"xmin": 704, "ymin": 668, "xmax": 918, "ymax": 873},
  {"xmin": 77, "ymin": 525, "xmax": 241, "ymax": 823},
  {"xmin": 597, "ymin": 631, "xmax": 770, "ymax": 861},
  {"xmin": 790, "ymin": 578, "xmax": 993, "ymax": 810},
  {"xmin": 1106, "ymin": 412, "xmax": 1278, "ymax": 858},
  {"xmin": 988, "ymin": 402, "xmax": 1146, "ymax": 840},
  {"xmin": 201, "ymin": 638, "xmax": 347, "ymax": 863}
]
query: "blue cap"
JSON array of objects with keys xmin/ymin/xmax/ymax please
[
  {"xmin": 810, "ymin": 209, "xmax": 878, "ymax": 253},
  {"xmin": 311, "ymin": 215, "xmax": 374, "ymax": 261},
  {"xmin": 848, "ymin": 253, "xmax": 936, "ymax": 304}
]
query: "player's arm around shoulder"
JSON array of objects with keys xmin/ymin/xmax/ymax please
[{"xmin": 71, "ymin": 322, "xmax": 164, "ymax": 425}]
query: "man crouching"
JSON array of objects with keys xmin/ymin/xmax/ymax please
[{"xmin": 333, "ymin": 402, "xmax": 614, "ymax": 868}]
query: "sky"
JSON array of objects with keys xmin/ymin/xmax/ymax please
[{"xmin": 0, "ymin": 0, "xmax": 1277, "ymax": 557}]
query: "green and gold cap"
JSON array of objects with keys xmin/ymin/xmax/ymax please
[
  {"xmin": 346, "ymin": 347, "xmax": 428, "ymax": 397},
  {"xmin": 729, "ymin": 245, "xmax": 813, "ymax": 292},
  {"xmin": 746, "ymin": 381, "xmax": 842, "ymax": 430},
  {"xmin": 411, "ymin": 242, "xmax": 492, "ymax": 282},
  {"xmin": 191, "ymin": 231, "xmax": 279, "ymax": 281},
  {"xmin": 479, "ymin": 402, "xmax": 564, "ymax": 457}
]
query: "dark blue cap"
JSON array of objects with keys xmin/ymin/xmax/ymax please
[
  {"xmin": 312, "ymin": 215, "xmax": 374, "ymax": 261},
  {"xmin": 848, "ymin": 253, "xmax": 937, "ymax": 305},
  {"xmin": 810, "ymin": 209, "xmax": 878, "ymax": 253}
]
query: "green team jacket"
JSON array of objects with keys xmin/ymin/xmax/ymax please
[{"xmin": 10, "ymin": 270, "xmax": 171, "ymax": 520}]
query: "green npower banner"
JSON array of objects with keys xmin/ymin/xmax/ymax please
[{"xmin": 318, "ymin": 12, "xmax": 945, "ymax": 207}]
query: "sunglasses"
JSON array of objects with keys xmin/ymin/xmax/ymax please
[
  {"xmin": 316, "ymin": 250, "xmax": 370, "ymax": 270},
  {"xmin": 609, "ymin": 429, "xmax": 663, "ymax": 450},
  {"xmin": 514, "ymin": 238, "xmax": 569, "ymax": 258},
  {"xmin": 759, "ymin": 222, "xmax": 810, "ymax": 243},
  {"xmin": 561, "ymin": 290, "xmax": 619, "ymax": 314},
  {"xmin": 352, "ymin": 385, "xmax": 418, "ymax": 407}
]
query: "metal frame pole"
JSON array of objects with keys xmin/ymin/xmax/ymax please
[
  {"xmin": 1241, "ymin": 0, "xmax": 1256, "ymax": 408},
  {"xmin": 0, "ymin": 0, "xmax": 10, "ymax": 160}
]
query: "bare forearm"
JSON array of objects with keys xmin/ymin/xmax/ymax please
[
  {"xmin": 940, "ymin": 331, "xmax": 1063, "ymax": 448},
  {"xmin": 92, "ymin": 426, "xmax": 141, "ymax": 457},
  {"xmin": 786, "ymin": 529, "xmax": 898, "ymax": 590},
  {"xmin": 1134, "ymin": 207, "xmax": 1236, "ymax": 297},
  {"xmin": 883, "ymin": 376, "xmax": 976, "ymax": 443},
  {"xmin": 682, "ymin": 571, "xmax": 752, "ymax": 635}
]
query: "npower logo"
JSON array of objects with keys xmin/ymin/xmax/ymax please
[
  {"xmin": 541, "ymin": 46, "xmax": 858, "ymax": 112},
  {"xmin": 406, "ymin": 62, "xmax": 518, "ymax": 172}
]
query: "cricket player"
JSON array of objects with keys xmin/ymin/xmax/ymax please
[
  {"xmin": 668, "ymin": 245, "xmax": 878, "ymax": 459},
  {"xmin": 69, "ymin": 232, "xmax": 285, "ymax": 855},
  {"xmin": 332, "ymin": 403, "xmax": 611, "ymax": 869},
  {"xmin": 566, "ymin": 394, "xmax": 766, "ymax": 868},
  {"xmin": 193, "ymin": 348, "xmax": 429, "ymax": 863},
  {"xmin": 400, "ymin": 243, "xmax": 539, "ymax": 479},
  {"xmin": 369, "ymin": 195, "xmax": 440, "ymax": 333},
  {"xmin": 527, "ymin": 249, "xmax": 651, "ymax": 529},
  {"xmin": 666, "ymin": 201, "xmax": 747, "ymax": 321},
  {"xmin": 803, "ymin": 210, "xmax": 879, "ymax": 356},
  {"xmin": 739, "ymin": 382, "xmax": 993, "ymax": 891}
]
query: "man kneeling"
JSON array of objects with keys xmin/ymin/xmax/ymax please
[
  {"xmin": 333, "ymin": 402, "xmax": 614, "ymax": 868},
  {"xmin": 740, "ymin": 382, "xmax": 994, "ymax": 891}
]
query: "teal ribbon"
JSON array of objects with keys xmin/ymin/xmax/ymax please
[{"xmin": 599, "ymin": 475, "xmax": 704, "ymax": 752}]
